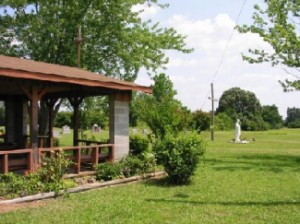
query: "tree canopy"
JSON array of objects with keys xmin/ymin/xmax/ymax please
[
  {"xmin": 262, "ymin": 105, "xmax": 283, "ymax": 129},
  {"xmin": 131, "ymin": 73, "xmax": 192, "ymax": 139},
  {"xmin": 285, "ymin": 107, "xmax": 300, "ymax": 128},
  {"xmin": 216, "ymin": 87, "xmax": 267, "ymax": 131},
  {"xmin": 237, "ymin": 0, "xmax": 300, "ymax": 91},
  {"xmin": 0, "ymin": 0, "xmax": 191, "ymax": 81}
]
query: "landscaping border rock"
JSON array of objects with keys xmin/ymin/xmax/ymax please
[{"xmin": 0, "ymin": 171, "xmax": 165, "ymax": 205}]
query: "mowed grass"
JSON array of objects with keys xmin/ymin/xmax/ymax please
[{"xmin": 1, "ymin": 129, "xmax": 300, "ymax": 224}]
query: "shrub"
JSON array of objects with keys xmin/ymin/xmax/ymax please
[
  {"xmin": 129, "ymin": 134, "xmax": 150, "ymax": 156},
  {"xmin": 0, "ymin": 153, "xmax": 72, "ymax": 199},
  {"xmin": 120, "ymin": 156, "xmax": 144, "ymax": 177},
  {"xmin": 156, "ymin": 132, "xmax": 205, "ymax": 185},
  {"xmin": 94, "ymin": 162, "xmax": 122, "ymax": 181},
  {"xmin": 38, "ymin": 150, "xmax": 73, "ymax": 193},
  {"xmin": 0, "ymin": 172, "xmax": 25, "ymax": 198}
]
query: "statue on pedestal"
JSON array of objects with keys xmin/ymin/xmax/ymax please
[{"xmin": 235, "ymin": 119, "xmax": 241, "ymax": 142}]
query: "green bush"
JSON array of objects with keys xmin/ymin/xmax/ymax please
[
  {"xmin": 37, "ymin": 150, "xmax": 72, "ymax": 193},
  {"xmin": 129, "ymin": 134, "xmax": 150, "ymax": 156},
  {"xmin": 156, "ymin": 132, "xmax": 206, "ymax": 185},
  {"xmin": 94, "ymin": 162, "xmax": 122, "ymax": 181},
  {"xmin": 0, "ymin": 172, "xmax": 25, "ymax": 198},
  {"xmin": 121, "ymin": 156, "xmax": 144, "ymax": 177},
  {"xmin": 0, "ymin": 153, "xmax": 72, "ymax": 199},
  {"xmin": 287, "ymin": 120, "xmax": 300, "ymax": 128}
]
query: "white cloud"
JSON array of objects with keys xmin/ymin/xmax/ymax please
[
  {"xmin": 132, "ymin": 3, "xmax": 160, "ymax": 19},
  {"xmin": 136, "ymin": 13, "xmax": 300, "ymax": 118}
]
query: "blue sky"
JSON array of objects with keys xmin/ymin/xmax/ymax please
[{"xmin": 134, "ymin": 0, "xmax": 300, "ymax": 118}]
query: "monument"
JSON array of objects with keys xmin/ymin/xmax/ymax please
[
  {"xmin": 233, "ymin": 119, "xmax": 249, "ymax": 144},
  {"xmin": 235, "ymin": 119, "xmax": 241, "ymax": 142}
]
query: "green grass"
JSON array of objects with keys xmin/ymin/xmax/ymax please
[
  {"xmin": 1, "ymin": 129, "xmax": 300, "ymax": 223},
  {"xmin": 55, "ymin": 128, "xmax": 109, "ymax": 146}
]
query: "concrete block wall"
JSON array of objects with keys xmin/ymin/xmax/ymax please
[{"xmin": 109, "ymin": 92, "xmax": 131, "ymax": 161}]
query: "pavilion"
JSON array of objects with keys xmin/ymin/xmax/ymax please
[{"xmin": 0, "ymin": 55, "xmax": 151, "ymax": 174}]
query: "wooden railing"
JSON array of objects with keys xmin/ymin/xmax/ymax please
[
  {"xmin": 39, "ymin": 143, "xmax": 114, "ymax": 174},
  {"xmin": 0, "ymin": 149, "xmax": 33, "ymax": 174},
  {"xmin": 0, "ymin": 143, "xmax": 114, "ymax": 174}
]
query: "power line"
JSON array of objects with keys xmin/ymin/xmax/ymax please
[{"xmin": 200, "ymin": 0, "xmax": 247, "ymax": 111}]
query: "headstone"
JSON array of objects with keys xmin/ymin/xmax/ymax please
[
  {"xmin": 53, "ymin": 130, "xmax": 60, "ymax": 138},
  {"xmin": 62, "ymin": 125, "xmax": 71, "ymax": 134},
  {"xmin": 143, "ymin": 128, "xmax": 149, "ymax": 135}
]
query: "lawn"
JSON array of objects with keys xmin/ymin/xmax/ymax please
[{"xmin": 1, "ymin": 129, "xmax": 299, "ymax": 224}]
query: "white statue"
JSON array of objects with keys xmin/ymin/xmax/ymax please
[{"xmin": 235, "ymin": 119, "xmax": 241, "ymax": 142}]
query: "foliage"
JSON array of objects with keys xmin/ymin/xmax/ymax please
[
  {"xmin": 155, "ymin": 132, "xmax": 205, "ymax": 184},
  {"xmin": 131, "ymin": 73, "xmax": 186, "ymax": 139},
  {"xmin": 0, "ymin": 172, "xmax": 26, "ymax": 198},
  {"xmin": 262, "ymin": 105, "xmax": 283, "ymax": 129},
  {"xmin": 216, "ymin": 87, "xmax": 267, "ymax": 131},
  {"xmin": 0, "ymin": 1, "xmax": 191, "ymax": 81},
  {"xmin": 0, "ymin": 152, "xmax": 72, "ymax": 198},
  {"xmin": 54, "ymin": 111, "xmax": 72, "ymax": 128},
  {"xmin": 130, "ymin": 134, "xmax": 150, "ymax": 156},
  {"xmin": 237, "ymin": 0, "xmax": 300, "ymax": 91},
  {"xmin": 94, "ymin": 162, "xmax": 122, "ymax": 181},
  {"xmin": 95, "ymin": 153, "xmax": 156, "ymax": 181},
  {"xmin": 214, "ymin": 112, "xmax": 233, "ymax": 131},
  {"xmin": 192, "ymin": 110, "xmax": 210, "ymax": 133},
  {"xmin": 38, "ymin": 150, "xmax": 73, "ymax": 193},
  {"xmin": 79, "ymin": 96, "xmax": 109, "ymax": 130},
  {"xmin": 120, "ymin": 156, "xmax": 144, "ymax": 178},
  {"xmin": 285, "ymin": 107, "xmax": 300, "ymax": 127}
]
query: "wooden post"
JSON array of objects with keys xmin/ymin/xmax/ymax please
[
  {"xmin": 68, "ymin": 97, "xmax": 84, "ymax": 146},
  {"xmin": 45, "ymin": 98, "xmax": 58, "ymax": 148},
  {"xmin": 208, "ymin": 83, "xmax": 218, "ymax": 141},
  {"xmin": 30, "ymin": 86, "xmax": 39, "ymax": 169}
]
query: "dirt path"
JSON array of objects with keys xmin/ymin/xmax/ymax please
[{"xmin": 0, "ymin": 199, "xmax": 49, "ymax": 214}]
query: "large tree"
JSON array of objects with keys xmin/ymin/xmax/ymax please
[
  {"xmin": 0, "ymin": 0, "xmax": 191, "ymax": 81},
  {"xmin": 216, "ymin": 87, "xmax": 267, "ymax": 131},
  {"xmin": 237, "ymin": 0, "xmax": 300, "ymax": 91}
]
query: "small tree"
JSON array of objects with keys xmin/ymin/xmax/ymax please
[
  {"xmin": 131, "ymin": 73, "xmax": 206, "ymax": 184},
  {"xmin": 132, "ymin": 73, "xmax": 183, "ymax": 139},
  {"xmin": 214, "ymin": 112, "xmax": 233, "ymax": 131},
  {"xmin": 192, "ymin": 110, "xmax": 210, "ymax": 133},
  {"xmin": 285, "ymin": 107, "xmax": 300, "ymax": 128},
  {"xmin": 262, "ymin": 105, "xmax": 283, "ymax": 129}
]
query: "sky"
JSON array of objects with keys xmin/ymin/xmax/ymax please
[{"xmin": 134, "ymin": 0, "xmax": 300, "ymax": 118}]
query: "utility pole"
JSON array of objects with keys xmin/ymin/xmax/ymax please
[
  {"xmin": 208, "ymin": 83, "xmax": 218, "ymax": 141},
  {"xmin": 76, "ymin": 25, "xmax": 82, "ymax": 68}
]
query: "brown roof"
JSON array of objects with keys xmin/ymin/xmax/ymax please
[{"xmin": 0, "ymin": 55, "xmax": 152, "ymax": 93}]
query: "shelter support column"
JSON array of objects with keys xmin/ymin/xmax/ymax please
[
  {"xmin": 30, "ymin": 87, "xmax": 39, "ymax": 169},
  {"xmin": 21, "ymin": 85, "xmax": 46, "ymax": 170},
  {"xmin": 68, "ymin": 97, "xmax": 84, "ymax": 146},
  {"xmin": 45, "ymin": 98, "xmax": 58, "ymax": 148},
  {"xmin": 109, "ymin": 92, "xmax": 131, "ymax": 161}
]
